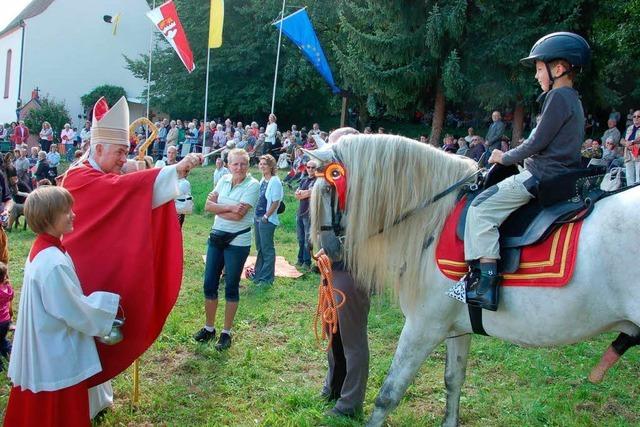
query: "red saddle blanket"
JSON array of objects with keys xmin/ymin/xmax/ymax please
[{"xmin": 435, "ymin": 198, "xmax": 583, "ymax": 287}]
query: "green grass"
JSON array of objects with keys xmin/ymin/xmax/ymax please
[{"xmin": 1, "ymin": 163, "xmax": 639, "ymax": 426}]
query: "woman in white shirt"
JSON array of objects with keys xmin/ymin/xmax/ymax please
[
  {"xmin": 265, "ymin": 113, "xmax": 278, "ymax": 157},
  {"xmin": 253, "ymin": 154, "xmax": 283, "ymax": 286},
  {"xmin": 194, "ymin": 149, "xmax": 260, "ymax": 351},
  {"xmin": 60, "ymin": 123, "xmax": 75, "ymax": 161},
  {"xmin": 38, "ymin": 121, "xmax": 54, "ymax": 153}
]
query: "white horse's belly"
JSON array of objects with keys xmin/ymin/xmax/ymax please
[{"xmin": 477, "ymin": 189, "xmax": 640, "ymax": 347}]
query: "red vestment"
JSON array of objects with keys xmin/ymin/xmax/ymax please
[
  {"xmin": 4, "ymin": 381, "xmax": 89, "ymax": 427},
  {"xmin": 62, "ymin": 164, "xmax": 183, "ymax": 387}
]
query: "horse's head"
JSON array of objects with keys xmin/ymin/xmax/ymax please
[
  {"xmin": 307, "ymin": 131, "xmax": 480, "ymax": 298},
  {"xmin": 306, "ymin": 128, "xmax": 358, "ymax": 263}
]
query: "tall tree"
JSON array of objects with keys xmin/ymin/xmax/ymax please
[
  {"xmin": 423, "ymin": 0, "xmax": 468, "ymax": 145},
  {"xmin": 463, "ymin": 0, "xmax": 587, "ymax": 143},
  {"xmin": 334, "ymin": 0, "xmax": 468, "ymax": 144}
]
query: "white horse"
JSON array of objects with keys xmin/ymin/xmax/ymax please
[{"xmin": 308, "ymin": 133, "xmax": 640, "ymax": 427}]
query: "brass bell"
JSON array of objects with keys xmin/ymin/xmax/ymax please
[{"xmin": 97, "ymin": 318, "xmax": 125, "ymax": 345}]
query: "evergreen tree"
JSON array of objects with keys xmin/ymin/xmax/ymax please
[
  {"xmin": 591, "ymin": 0, "xmax": 640, "ymax": 110},
  {"xmin": 334, "ymin": 0, "xmax": 468, "ymax": 144},
  {"xmin": 463, "ymin": 0, "xmax": 588, "ymax": 142}
]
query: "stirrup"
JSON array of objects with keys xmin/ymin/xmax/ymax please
[{"xmin": 446, "ymin": 268, "xmax": 477, "ymax": 303}]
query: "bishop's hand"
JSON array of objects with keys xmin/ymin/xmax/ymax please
[{"xmin": 176, "ymin": 153, "xmax": 203, "ymax": 178}]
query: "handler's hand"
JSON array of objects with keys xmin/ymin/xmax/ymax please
[
  {"xmin": 488, "ymin": 149, "xmax": 504, "ymax": 165},
  {"xmin": 176, "ymin": 153, "xmax": 203, "ymax": 178}
]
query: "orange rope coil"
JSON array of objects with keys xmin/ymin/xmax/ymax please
[{"xmin": 313, "ymin": 249, "xmax": 346, "ymax": 351}]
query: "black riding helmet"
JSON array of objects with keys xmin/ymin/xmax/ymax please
[{"xmin": 520, "ymin": 32, "xmax": 591, "ymax": 91}]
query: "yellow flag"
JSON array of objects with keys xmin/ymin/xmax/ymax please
[{"xmin": 208, "ymin": 0, "xmax": 224, "ymax": 48}]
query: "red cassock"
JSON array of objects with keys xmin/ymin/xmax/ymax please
[{"xmin": 62, "ymin": 164, "xmax": 183, "ymax": 387}]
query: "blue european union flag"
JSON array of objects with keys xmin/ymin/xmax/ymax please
[{"xmin": 274, "ymin": 8, "xmax": 341, "ymax": 94}]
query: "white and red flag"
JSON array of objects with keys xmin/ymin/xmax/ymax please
[{"xmin": 146, "ymin": 0, "xmax": 195, "ymax": 73}]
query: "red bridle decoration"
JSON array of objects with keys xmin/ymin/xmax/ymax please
[{"xmin": 323, "ymin": 162, "xmax": 347, "ymax": 211}]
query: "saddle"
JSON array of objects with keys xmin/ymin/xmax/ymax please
[{"xmin": 455, "ymin": 165, "xmax": 603, "ymax": 273}]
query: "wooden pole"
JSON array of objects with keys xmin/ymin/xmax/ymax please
[
  {"xmin": 340, "ymin": 96, "xmax": 348, "ymax": 128},
  {"xmin": 132, "ymin": 359, "xmax": 140, "ymax": 405}
]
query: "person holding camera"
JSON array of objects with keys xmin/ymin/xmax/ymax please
[{"xmin": 194, "ymin": 149, "xmax": 259, "ymax": 351}]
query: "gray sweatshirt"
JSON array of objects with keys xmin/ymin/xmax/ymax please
[{"xmin": 502, "ymin": 86, "xmax": 584, "ymax": 181}]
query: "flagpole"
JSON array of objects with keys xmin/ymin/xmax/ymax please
[
  {"xmin": 146, "ymin": 0, "xmax": 156, "ymax": 122},
  {"xmin": 202, "ymin": 47, "xmax": 212, "ymax": 160},
  {"xmin": 270, "ymin": 0, "xmax": 286, "ymax": 114}
]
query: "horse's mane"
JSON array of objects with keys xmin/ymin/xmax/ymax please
[{"xmin": 333, "ymin": 134, "xmax": 478, "ymax": 300}]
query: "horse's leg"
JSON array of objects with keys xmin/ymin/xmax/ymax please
[
  {"xmin": 589, "ymin": 332, "xmax": 640, "ymax": 383},
  {"xmin": 367, "ymin": 322, "xmax": 448, "ymax": 427},
  {"xmin": 442, "ymin": 334, "xmax": 472, "ymax": 427}
]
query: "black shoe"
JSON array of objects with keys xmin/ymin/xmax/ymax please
[
  {"xmin": 320, "ymin": 389, "xmax": 338, "ymax": 402},
  {"xmin": 215, "ymin": 332, "xmax": 232, "ymax": 351},
  {"xmin": 325, "ymin": 406, "xmax": 357, "ymax": 418},
  {"xmin": 194, "ymin": 327, "xmax": 216, "ymax": 342},
  {"xmin": 466, "ymin": 272, "xmax": 500, "ymax": 311}
]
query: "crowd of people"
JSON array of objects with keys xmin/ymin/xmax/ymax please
[
  {"xmin": 1, "ymin": 84, "xmax": 639, "ymax": 423},
  {"xmin": 431, "ymin": 107, "xmax": 640, "ymax": 189}
]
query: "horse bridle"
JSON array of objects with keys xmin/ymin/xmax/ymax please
[{"xmin": 319, "ymin": 181, "xmax": 344, "ymax": 237}]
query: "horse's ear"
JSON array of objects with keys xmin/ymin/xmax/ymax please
[{"xmin": 302, "ymin": 147, "xmax": 335, "ymax": 165}]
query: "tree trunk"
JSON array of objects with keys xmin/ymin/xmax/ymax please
[
  {"xmin": 511, "ymin": 102, "xmax": 525, "ymax": 147},
  {"xmin": 357, "ymin": 99, "xmax": 370, "ymax": 132},
  {"xmin": 430, "ymin": 84, "xmax": 445, "ymax": 147}
]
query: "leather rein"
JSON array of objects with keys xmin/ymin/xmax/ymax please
[
  {"xmin": 375, "ymin": 169, "xmax": 482, "ymax": 235},
  {"xmin": 317, "ymin": 165, "xmax": 481, "ymax": 245}
]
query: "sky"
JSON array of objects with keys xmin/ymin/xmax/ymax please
[{"xmin": 0, "ymin": 0, "xmax": 33, "ymax": 32}]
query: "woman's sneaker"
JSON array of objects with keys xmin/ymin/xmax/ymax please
[
  {"xmin": 215, "ymin": 332, "xmax": 232, "ymax": 351},
  {"xmin": 194, "ymin": 327, "xmax": 216, "ymax": 342}
]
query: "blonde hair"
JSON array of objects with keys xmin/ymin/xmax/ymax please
[
  {"xmin": 259, "ymin": 154, "xmax": 277, "ymax": 175},
  {"xmin": 24, "ymin": 186, "xmax": 74, "ymax": 234},
  {"xmin": 227, "ymin": 148, "xmax": 249, "ymax": 164}
]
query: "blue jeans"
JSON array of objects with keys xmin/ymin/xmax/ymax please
[
  {"xmin": 296, "ymin": 214, "xmax": 311, "ymax": 265},
  {"xmin": 254, "ymin": 219, "xmax": 277, "ymax": 284},
  {"xmin": 203, "ymin": 241, "xmax": 250, "ymax": 302}
]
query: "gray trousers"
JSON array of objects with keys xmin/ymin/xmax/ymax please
[
  {"xmin": 464, "ymin": 170, "xmax": 535, "ymax": 261},
  {"xmin": 322, "ymin": 269, "xmax": 370, "ymax": 414},
  {"xmin": 254, "ymin": 220, "xmax": 276, "ymax": 284}
]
